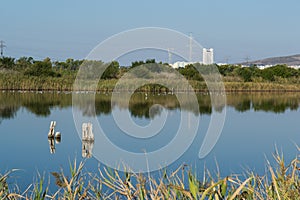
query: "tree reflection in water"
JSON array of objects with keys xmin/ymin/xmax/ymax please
[{"xmin": 0, "ymin": 92, "xmax": 300, "ymax": 123}]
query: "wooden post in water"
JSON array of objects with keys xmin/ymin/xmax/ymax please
[
  {"xmin": 82, "ymin": 123, "xmax": 94, "ymax": 158},
  {"xmin": 48, "ymin": 121, "xmax": 56, "ymax": 138},
  {"xmin": 47, "ymin": 121, "xmax": 62, "ymax": 154}
]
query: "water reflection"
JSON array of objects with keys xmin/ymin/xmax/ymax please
[
  {"xmin": 48, "ymin": 138, "xmax": 55, "ymax": 154},
  {"xmin": 82, "ymin": 123, "xmax": 94, "ymax": 158},
  {"xmin": 1, "ymin": 92, "xmax": 300, "ymax": 122},
  {"xmin": 48, "ymin": 138, "xmax": 61, "ymax": 154},
  {"xmin": 82, "ymin": 140, "xmax": 94, "ymax": 158},
  {"xmin": 0, "ymin": 91, "xmax": 299, "ymax": 190}
]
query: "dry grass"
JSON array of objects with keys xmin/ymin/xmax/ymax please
[
  {"xmin": 2, "ymin": 72, "xmax": 300, "ymax": 92},
  {"xmin": 1, "ymin": 147, "xmax": 299, "ymax": 199}
]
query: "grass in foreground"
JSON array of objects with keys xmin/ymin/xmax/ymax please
[{"xmin": 1, "ymin": 148, "xmax": 299, "ymax": 200}]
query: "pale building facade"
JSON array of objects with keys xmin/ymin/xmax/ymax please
[{"xmin": 203, "ymin": 48, "xmax": 214, "ymax": 65}]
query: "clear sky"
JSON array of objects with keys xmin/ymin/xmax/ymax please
[{"xmin": 1, "ymin": 0, "xmax": 300, "ymax": 64}]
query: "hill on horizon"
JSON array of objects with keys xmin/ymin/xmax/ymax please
[{"xmin": 239, "ymin": 54, "xmax": 300, "ymax": 66}]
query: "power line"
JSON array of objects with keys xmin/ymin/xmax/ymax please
[{"xmin": 0, "ymin": 40, "xmax": 6, "ymax": 57}]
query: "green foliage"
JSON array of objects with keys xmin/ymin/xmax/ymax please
[
  {"xmin": 131, "ymin": 66, "xmax": 153, "ymax": 78},
  {"xmin": 235, "ymin": 67, "xmax": 253, "ymax": 82},
  {"xmin": 54, "ymin": 58, "xmax": 83, "ymax": 70},
  {"xmin": 260, "ymin": 64, "xmax": 300, "ymax": 81},
  {"xmin": 24, "ymin": 58, "xmax": 61, "ymax": 77},
  {"xmin": 15, "ymin": 56, "xmax": 33, "ymax": 70},
  {"xmin": 218, "ymin": 64, "xmax": 300, "ymax": 83},
  {"xmin": 131, "ymin": 59, "xmax": 156, "ymax": 68},
  {"xmin": 33, "ymin": 174, "xmax": 48, "ymax": 200},
  {"xmin": 0, "ymin": 146, "xmax": 299, "ymax": 199},
  {"xmin": 131, "ymin": 60, "xmax": 146, "ymax": 68},
  {"xmin": 188, "ymin": 171, "xmax": 199, "ymax": 199},
  {"xmin": 2, "ymin": 56, "xmax": 300, "ymax": 92},
  {"xmin": 177, "ymin": 64, "xmax": 204, "ymax": 81},
  {"xmin": 0, "ymin": 57, "xmax": 15, "ymax": 69},
  {"xmin": 217, "ymin": 64, "xmax": 239, "ymax": 76},
  {"xmin": 101, "ymin": 61, "xmax": 119, "ymax": 79},
  {"xmin": 145, "ymin": 58, "xmax": 156, "ymax": 64}
]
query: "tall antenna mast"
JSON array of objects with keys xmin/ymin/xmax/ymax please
[
  {"xmin": 225, "ymin": 56, "xmax": 230, "ymax": 64},
  {"xmin": 167, "ymin": 48, "xmax": 174, "ymax": 64},
  {"xmin": 244, "ymin": 55, "xmax": 250, "ymax": 65},
  {"xmin": 189, "ymin": 32, "xmax": 193, "ymax": 62},
  {"xmin": 0, "ymin": 41, "xmax": 6, "ymax": 58}
]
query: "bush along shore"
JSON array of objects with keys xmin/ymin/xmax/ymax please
[
  {"xmin": 0, "ymin": 149, "xmax": 299, "ymax": 199},
  {"xmin": 1, "ymin": 57, "xmax": 300, "ymax": 92}
]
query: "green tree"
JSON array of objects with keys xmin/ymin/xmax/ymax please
[
  {"xmin": 131, "ymin": 60, "xmax": 145, "ymax": 68},
  {"xmin": 235, "ymin": 67, "xmax": 253, "ymax": 82},
  {"xmin": 15, "ymin": 57, "xmax": 33, "ymax": 69},
  {"xmin": 24, "ymin": 58, "xmax": 60, "ymax": 77},
  {"xmin": 259, "ymin": 65, "xmax": 299, "ymax": 81},
  {"xmin": 101, "ymin": 61, "xmax": 119, "ymax": 79},
  {"xmin": 217, "ymin": 64, "xmax": 239, "ymax": 76},
  {"xmin": 145, "ymin": 59, "xmax": 156, "ymax": 64},
  {"xmin": 177, "ymin": 64, "xmax": 203, "ymax": 81},
  {"xmin": 0, "ymin": 57, "xmax": 15, "ymax": 69}
]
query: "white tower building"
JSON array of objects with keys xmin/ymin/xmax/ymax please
[{"xmin": 203, "ymin": 48, "xmax": 214, "ymax": 65}]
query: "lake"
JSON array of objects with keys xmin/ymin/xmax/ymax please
[{"xmin": 0, "ymin": 91, "xmax": 299, "ymax": 191}]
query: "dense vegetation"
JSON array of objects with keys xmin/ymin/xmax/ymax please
[
  {"xmin": 218, "ymin": 64, "xmax": 300, "ymax": 82},
  {"xmin": 1, "ymin": 56, "xmax": 300, "ymax": 91},
  {"xmin": 1, "ymin": 149, "xmax": 299, "ymax": 199}
]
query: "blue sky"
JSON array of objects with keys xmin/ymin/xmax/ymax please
[{"xmin": 1, "ymin": 0, "xmax": 300, "ymax": 64}]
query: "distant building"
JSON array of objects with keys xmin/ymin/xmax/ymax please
[
  {"xmin": 288, "ymin": 65, "xmax": 300, "ymax": 69},
  {"xmin": 169, "ymin": 47, "xmax": 215, "ymax": 68},
  {"xmin": 216, "ymin": 63, "xmax": 228, "ymax": 66},
  {"xmin": 203, "ymin": 48, "xmax": 214, "ymax": 65},
  {"xmin": 170, "ymin": 61, "xmax": 194, "ymax": 69}
]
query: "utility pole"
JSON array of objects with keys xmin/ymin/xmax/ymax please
[
  {"xmin": 245, "ymin": 55, "xmax": 250, "ymax": 65},
  {"xmin": 225, "ymin": 56, "xmax": 231, "ymax": 64},
  {"xmin": 189, "ymin": 33, "xmax": 193, "ymax": 62},
  {"xmin": 0, "ymin": 41, "xmax": 6, "ymax": 58}
]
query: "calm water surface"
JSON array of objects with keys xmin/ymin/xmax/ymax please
[{"xmin": 0, "ymin": 92, "xmax": 299, "ymax": 190}]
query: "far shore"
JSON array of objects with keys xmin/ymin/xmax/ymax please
[
  {"xmin": 2, "ymin": 57, "xmax": 300, "ymax": 94},
  {"xmin": 1, "ymin": 81, "xmax": 300, "ymax": 93},
  {"xmin": 2, "ymin": 89, "xmax": 300, "ymax": 93}
]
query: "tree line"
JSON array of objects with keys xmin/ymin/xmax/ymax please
[{"xmin": 1, "ymin": 56, "xmax": 300, "ymax": 83}]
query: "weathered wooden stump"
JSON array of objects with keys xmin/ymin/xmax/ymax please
[
  {"xmin": 48, "ymin": 121, "xmax": 56, "ymax": 138},
  {"xmin": 82, "ymin": 123, "xmax": 94, "ymax": 158}
]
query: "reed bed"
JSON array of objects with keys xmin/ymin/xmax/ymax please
[
  {"xmin": 2, "ymin": 72, "xmax": 300, "ymax": 92},
  {"xmin": 1, "ymin": 148, "xmax": 299, "ymax": 199}
]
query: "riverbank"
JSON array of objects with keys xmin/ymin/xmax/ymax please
[
  {"xmin": 1, "ymin": 58, "xmax": 300, "ymax": 92},
  {"xmin": 1, "ymin": 149, "xmax": 299, "ymax": 199},
  {"xmin": 1, "ymin": 74, "xmax": 300, "ymax": 92}
]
